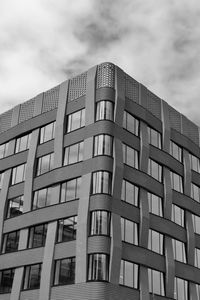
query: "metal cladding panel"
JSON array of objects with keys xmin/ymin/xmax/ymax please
[
  {"xmin": 42, "ymin": 85, "xmax": 60, "ymax": 113},
  {"xmin": 68, "ymin": 72, "xmax": 87, "ymax": 102},
  {"xmin": 182, "ymin": 115, "xmax": 199, "ymax": 145},
  {"xmin": 146, "ymin": 89, "xmax": 161, "ymax": 119},
  {"xmin": 97, "ymin": 62, "xmax": 115, "ymax": 89},
  {"xmin": 0, "ymin": 109, "xmax": 13, "ymax": 133},
  {"xmin": 19, "ymin": 98, "xmax": 35, "ymax": 123},
  {"xmin": 20, "ymin": 289, "xmax": 39, "ymax": 300},
  {"xmin": 125, "ymin": 73, "xmax": 139, "ymax": 103},
  {"xmin": 169, "ymin": 105, "xmax": 181, "ymax": 132},
  {"xmin": 88, "ymin": 236, "xmax": 111, "ymax": 254}
]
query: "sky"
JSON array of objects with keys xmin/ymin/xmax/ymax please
[{"xmin": 0, "ymin": 0, "xmax": 200, "ymax": 125}]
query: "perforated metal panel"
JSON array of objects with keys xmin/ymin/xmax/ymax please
[
  {"xmin": 97, "ymin": 62, "xmax": 115, "ymax": 89},
  {"xmin": 19, "ymin": 98, "xmax": 35, "ymax": 123},
  {"xmin": 182, "ymin": 116, "xmax": 199, "ymax": 145},
  {"xmin": 125, "ymin": 73, "xmax": 139, "ymax": 103},
  {"xmin": 68, "ymin": 72, "xmax": 87, "ymax": 102},
  {"xmin": 169, "ymin": 106, "xmax": 181, "ymax": 132},
  {"xmin": 0, "ymin": 109, "xmax": 13, "ymax": 133},
  {"xmin": 146, "ymin": 90, "xmax": 161, "ymax": 119},
  {"xmin": 42, "ymin": 85, "xmax": 60, "ymax": 113}
]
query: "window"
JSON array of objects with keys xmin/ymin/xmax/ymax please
[
  {"xmin": 67, "ymin": 109, "xmax": 85, "ymax": 133},
  {"xmin": 195, "ymin": 248, "xmax": 200, "ymax": 268},
  {"xmin": 32, "ymin": 185, "xmax": 57, "ymax": 210},
  {"xmin": 94, "ymin": 135, "xmax": 113, "ymax": 157},
  {"xmin": 96, "ymin": 101, "xmax": 114, "ymax": 121},
  {"xmin": 40, "ymin": 122, "xmax": 55, "ymax": 144},
  {"xmin": 60, "ymin": 177, "xmax": 81, "ymax": 202},
  {"xmin": 15, "ymin": 133, "xmax": 31, "ymax": 153},
  {"xmin": 191, "ymin": 183, "xmax": 200, "ymax": 202},
  {"xmin": 192, "ymin": 214, "xmax": 200, "ymax": 235},
  {"xmin": 170, "ymin": 141, "xmax": 182, "ymax": 162},
  {"xmin": 63, "ymin": 142, "xmax": 83, "ymax": 165},
  {"xmin": 36, "ymin": 153, "xmax": 54, "ymax": 176},
  {"xmin": 121, "ymin": 179, "xmax": 139, "ymax": 206},
  {"xmin": 123, "ymin": 111, "xmax": 139, "ymax": 136},
  {"xmin": 23, "ymin": 264, "xmax": 42, "ymax": 290},
  {"xmin": 0, "ymin": 172, "xmax": 4, "ymax": 189},
  {"xmin": 2, "ymin": 231, "xmax": 19, "ymax": 253},
  {"xmin": 148, "ymin": 268, "xmax": 165, "ymax": 296},
  {"xmin": 7, "ymin": 195, "xmax": 24, "ymax": 218},
  {"xmin": 57, "ymin": 216, "xmax": 77, "ymax": 243},
  {"xmin": 121, "ymin": 217, "xmax": 138, "ymax": 245},
  {"xmin": 148, "ymin": 159, "xmax": 162, "ymax": 182},
  {"xmin": 88, "ymin": 253, "xmax": 109, "ymax": 281},
  {"xmin": 196, "ymin": 284, "xmax": 200, "ymax": 300},
  {"xmin": 91, "ymin": 171, "xmax": 112, "ymax": 195},
  {"xmin": 148, "ymin": 229, "xmax": 163, "ymax": 255},
  {"xmin": 28, "ymin": 223, "xmax": 48, "ymax": 248},
  {"xmin": 174, "ymin": 277, "xmax": 188, "ymax": 300},
  {"xmin": 119, "ymin": 260, "xmax": 138, "ymax": 289},
  {"xmin": 0, "ymin": 142, "xmax": 9, "ymax": 159},
  {"xmin": 172, "ymin": 239, "xmax": 186, "ymax": 263},
  {"xmin": 148, "ymin": 193, "xmax": 163, "ymax": 217},
  {"xmin": 53, "ymin": 257, "xmax": 75, "ymax": 286},
  {"xmin": 170, "ymin": 171, "xmax": 183, "ymax": 193},
  {"xmin": 123, "ymin": 144, "xmax": 139, "ymax": 169},
  {"xmin": 11, "ymin": 163, "xmax": 26, "ymax": 185},
  {"xmin": 171, "ymin": 204, "xmax": 184, "ymax": 227},
  {"xmin": 189, "ymin": 153, "xmax": 200, "ymax": 173},
  {"xmin": 148, "ymin": 127, "xmax": 161, "ymax": 149},
  {"xmin": 0, "ymin": 268, "xmax": 15, "ymax": 294},
  {"xmin": 90, "ymin": 211, "xmax": 111, "ymax": 236}
]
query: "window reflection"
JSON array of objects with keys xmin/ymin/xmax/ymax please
[
  {"xmin": 172, "ymin": 239, "xmax": 186, "ymax": 263},
  {"xmin": 148, "ymin": 229, "xmax": 163, "ymax": 255},
  {"xmin": 123, "ymin": 111, "xmax": 139, "ymax": 136},
  {"xmin": 23, "ymin": 264, "xmax": 42, "ymax": 290},
  {"xmin": 94, "ymin": 135, "xmax": 113, "ymax": 157},
  {"xmin": 90, "ymin": 211, "xmax": 111, "ymax": 236},
  {"xmin": 96, "ymin": 101, "xmax": 114, "ymax": 121},
  {"xmin": 88, "ymin": 253, "xmax": 109, "ymax": 281},
  {"xmin": 170, "ymin": 141, "xmax": 182, "ymax": 162},
  {"xmin": 36, "ymin": 153, "xmax": 54, "ymax": 176},
  {"xmin": 192, "ymin": 214, "xmax": 200, "ymax": 235},
  {"xmin": 123, "ymin": 144, "xmax": 139, "ymax": 169},
  {"xmin": 0, "ymin": 268, "xmax": 15, "ymax": 294},
  {"xmin": 171, "ymin": 204, "xmax": 184, "ymax": 227},
  {"xmin": 57, "ymin": 216, "xmax": 77, "ymax": 243},
  {"xmin": 170, "ymin": 171, "xmax": 183, "ymax": 193},
  {"xmin": 32, "ymin": 185, "xmax": 57, "ymax": 210},
  {"xmin": 28, "ymin": 223, "xmax": 48, "ymax": 248},
  {"xmin": 63, "ymin": 142, "xmax": 83, "ymax": 165},
  {"xmin": 121, "ymin": 179, "xmax": 139, "ymax": 206},
  {"xmin": 7, "ymin": 195, "xmax": 24, "ymax": 218},
  {"xmin": 148, "ymin": 268, "xmax": 165, "ymax": 296},
  {"xmin": 148, "ymin": 127, "xmax": 161, "ymax": 149},
  {"xmin": 191, "ymin": 183, "xmax": 200, "ymax": 202},
  {"xmin": 67, "ymin": 109, "xmax": 85, "ymax": 133},
  {"xmin": 11, "ymin": 163, "xmax": 26, "ymax": 185},
  {"xmin": 91, "ymin": 171, "xmax": 112, "ymax": 195},
  {"xmin": 0, "ymin": 142, "xmax": 9, "ymax": 159},
  {"xmin": 195, "ymin": 248, "xmax": 200, "ymax": 268},
  {"xmin": 121, "ymin": 217, "xmax": 138, "ymax": 245},
  {"xmin": 148, "ymin": 193, "xmax": 163, "ymax": 217},
  {"xmin": 53, "ymin": 257, "xmax": 75, "ymax": 286},
  {"xmin": 15, "ymin": 133, "xmax": 31, "ymax": 153},
  {"xmin": 119, "ymin": 260, "xmax": 138, "ymax": 289},
  {"xmin": 174, "ymin": 277, "xmax": 188, "ymax": 300},
  {"xmin": 40, "ymin": 122, "xmax": 55, "ymax": 144},
  {"xmin": 60, "ymin": 177, "xmax": 81, "ymax": 202},
  {"xmin": 148, "ymin": 159, "xmax": 162, "ymax": 182},
  {"xmin": 2, "ymin": 231, "xmax": 19, "ymax": 253},
  {"xmin": 189, "ymin": 153, "xmax": 200, "ymax": 173}
]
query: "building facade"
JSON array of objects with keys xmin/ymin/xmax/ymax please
[{"xmin": 0, "ymin": 62, "xmax": 200, "ymax": 299}]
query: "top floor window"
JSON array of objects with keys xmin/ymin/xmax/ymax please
[
  {"xmin": 40, "ymin": 122, "xmax": 55, "ymax": 144},
  {"xmin": 170, "ymin": 141, "xmax": 182, "ymax": 162},
  {"xmin": 123, "ymin": 111, "xmax": 139, "ymax": 136},
  {"xmin": 15, "ymin": 133, "xmax": 31, "ymax": 153},
  {"xmin": 96, "ymin": 101, "xmax": 114, "ymax": 121},
  {"xmin": 148, "ymin": 127, "xmax": 161, "ymax": 149},
  {"xmin": 189, "ymin": 153, "xmax": 200, "ymax": 173},
  {"xmin": 67, "ymin": 109, "xmax": 85, "ymax": 133},
  {"xmin": 0, "ymin": 142, "xmax": 9, "ymax": 159}
]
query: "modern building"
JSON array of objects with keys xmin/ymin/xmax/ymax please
[{"xmin": 0, "ymin": 62, "xmax": 200, "ymax": 300}]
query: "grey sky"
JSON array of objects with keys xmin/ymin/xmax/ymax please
[{"xmin": 0, "ymin": 0, "xmax": 200, "ymax": 124}]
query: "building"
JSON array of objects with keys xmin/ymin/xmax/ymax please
[{"xmin": 0, "ymin": 62, "xmax": 200, "ymax": 300}]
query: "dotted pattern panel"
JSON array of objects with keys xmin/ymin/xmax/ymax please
[
  {"xmin": 97, "ymin": 62, "xmax": 115, "ymax": 89},
  {"xmin": 68, "ymin": 72, "xmax": 87, "ymax": 102},
  {"xmin": 19, "ymin": 98, "xmax": 35, "ymax": 123},
  {"xmin": 0, "ymin": 109, "xmax": 13, "ymax": 133},
  {"xmin": 125, "ymin": 73, "xmax": 139, "ymax": 103},
  {"xmin": 146, "ymin": 90, "xmax": 161, "ymax": 119},
  {"xmin": 182, "ymin": 116, "xmax": 199, "ymax": 145},
  {"xmin": 42, "ymin": 85, "xmax": 60, "ymax": 113},
  {"xmin": 169, "ymin": 106, "xmax": 181, "ymax": 132}
]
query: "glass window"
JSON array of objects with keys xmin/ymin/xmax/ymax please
[
  {"xmin": 196, "ymin": 284, "xmax": 200, "ymax": 300},
  {"xmin": 195, "ymin": 248, "xmax": 200, "ymax": 268},
  {"xmin": 170, "ymin": 171, "xmax": 183, "ymax": 193},
  {"xmin": 119, "ymin": 260, "xmax": 138, "ymax": 289},
  {"xmin": 170, "ymin": 141, "xmax": 182, "ymax": 162},
  {"xmin": 91, "ymin": 171, "xmax": 112, "ymax": 195},
  {"xmin": 148, "ymin": 159, "xmax": 162, "ymax": 182},
  {"xmin": 7, "ymin": 195, "xmax": 24, "ymax": 218},
  {"xmin": 63, "ymin": 142, "xmax": 83, "ymax": 165},
  {"xmin": 191, "ymin": 183, "xmax": 200, "ymax": 202},
  {"xmin": 53, "ymin": 257, "xmax": 75, "ymax": 286},
  {"xmin": 0, "ymin": 142, "xmax": 9, "ymax": 159},
  {"xmin": 0, "ymin": 172, "xmax": 4, "ymax": 189},
  {"xmin": 90, "ymin": 211, "xmax": 111, "ymax": 236},
  {"xmin": 32, "ymin": 185, "xmax": 57, "ymax": 210},
  {"xmin": 123, "ymin": 144, "xmax": 139, "ymax": 169},
  {"xmin": 121, "ymin": 179, "xmax": 139, "ymax": 206},
  {"xmin": 171, "ymin": 204, "xmax": 184, "ymax": 227},
  {"xmin": 94, "ymin": 135, "xmax": 113, "ymax": 157},
  {"xmin": 28, "ymin": 223, "xmax": 48, "ymax": 248},
  {"xmin": 123, "ymin": 111, "xmax": 139, "ymax": 136},
  {"xmin": 67, "ymin": 109, "xmax": 85, "ymax": 133},
  {"xmin": 121, "ymin": 217, "xmax": 138, "ymax": 245},
  {"xmin": 96, "ymin": 101, "xmax": 114, "ymax": 122},
  {"xmin": 148, "ymin": 229, "xmax": 163, "ymax": 255},
  {"xmin": 172, "ymin": 239, "xmax": 186, "ymax": 263},
  {"xmin": 36, "ymin": 153, "xmax": 54, "ymax": 176},
  {"xmin": 40, "ymin": 122, "xmax": 55, "ymax": 144},
  {"xmin": 148, "ymin": 193, "xmax": 163, "ymax": 217},
  {"xmin": 0, "ymin": 268, "xmax": 15, "ymax": 294},
  {"xmin": 15, "ymin": 133, "xmax": 31, "ymax": 153},
  {"xmin": 192, "ymin": 214, "xmax": 200, "ymax": 235},
  {"xmin": 2, "ymin": 231, "xmax": 19, "ymax": 253},
  {"xmin": 60, "ymin": 177, "xmax": 81, "ymax": 202},
  {"xmin": 23, "ymin": 263, "xmax": 42, "ymax": 290},
  {"xmin": 57, "ymin": 216, "xmax": 77, "ymax": 243},
  {"xmin": 189, "ymin": 153, "xmax": 200, "ymax": 173},
  {"xmin": 174, "ymin": 277, "xmax": 188, "ymax": 300},
  {"xmin": 11, "ymin": 163, "xmax": 26, "ymax": 185},
  {"xmin": 148, "ymin": 268, "xmax": 165, "ymax": 296},
  {"xmin": 88, "ymin": 253, "xmax": 109, "ymax": 281},
  {"xmin": 148, "ymin": 127, "xmax": 161, "ymax": 149}
]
